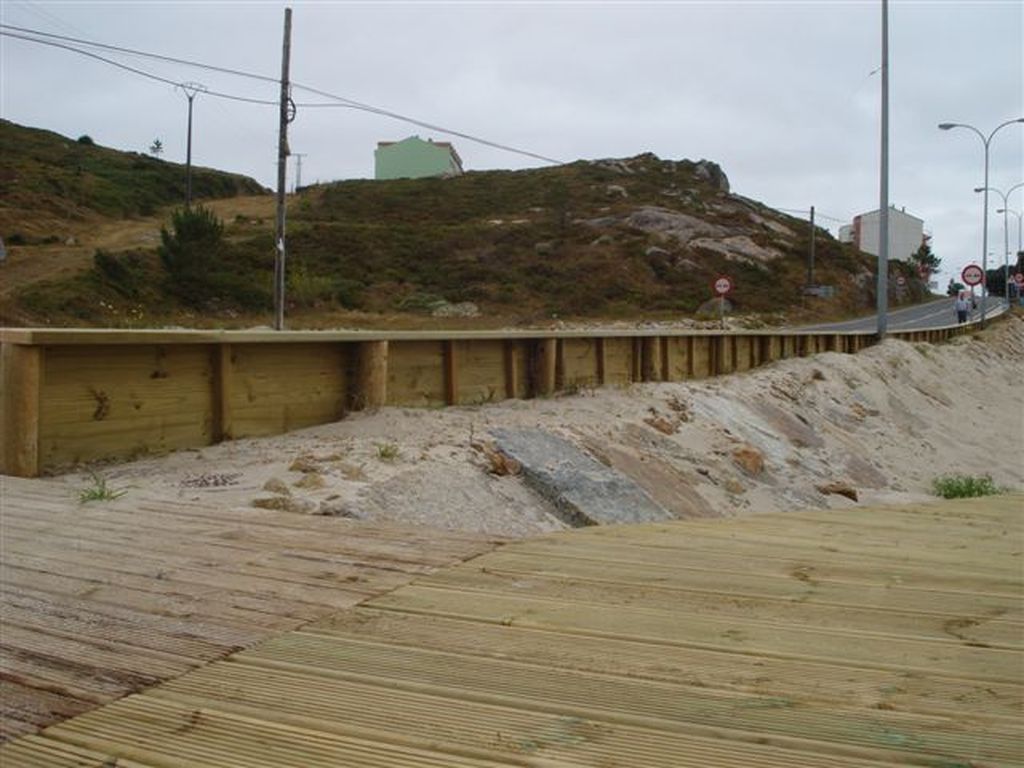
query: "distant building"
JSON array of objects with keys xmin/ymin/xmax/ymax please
[
  {"xmin": 374, "ymin": 136, "xmax": 464, "ymax": 180},
  {"xmin": 838, "ymin": 206, "xmax": 926, "ymax": 261}
]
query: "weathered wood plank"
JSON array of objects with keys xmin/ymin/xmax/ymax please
[
  {"xmin": 0, "ymin": 344, "xmax": 42, "ymax": 477},
  {"xmin": 0, "ymin": 476, "xmax": 497, "ymax": 740}
]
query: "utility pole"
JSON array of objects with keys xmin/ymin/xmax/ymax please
[
  {"xmin": 274, "ymin": 8, "xmax": 294, "ymax": 331},
  {"xmin": 876, "ymin": 0, "xmax": 890, "ymax": 338},
  {"xmin": 807, "ymin": 205, "xmax": 816, "ymax": 288},
  {"xmin": 292, "ymin": 152, "xmax": 307, "ymax": 193},
  {"xmin": 178, "ymin": 82, "xmax": 205, "ymax": 208}
]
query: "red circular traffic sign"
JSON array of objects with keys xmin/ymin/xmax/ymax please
[
  {"xmin": 896, "ymin": 276, "xmax": 907, "ymax": 287},
  {"xmin": 961, "ymin": 264, "xmax": 984, "ymax": 286},
  {"xmin": 1014, "ymin": 273, "xmax": 1024, "ymax": 286},
  {"xmin": 712, "ymin": 275, "xmax": 733, "ymax": 295}
]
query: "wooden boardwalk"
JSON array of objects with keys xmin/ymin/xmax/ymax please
[
  {"xmin": 0, "ymin": 476, "xmax": 499, "ymax": 741},
  {"xmin": 2, "ymin": 493, "xmax": 1022, "ymax": 767}
]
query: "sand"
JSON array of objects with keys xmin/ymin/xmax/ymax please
[{"xmin": 45, "ymin": 315, "xmax": 1024, "ymax": 538}]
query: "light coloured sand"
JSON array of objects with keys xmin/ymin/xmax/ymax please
[{"xmin": 44, "ymin": 316, "xmax": 1024, "ymax": 537}]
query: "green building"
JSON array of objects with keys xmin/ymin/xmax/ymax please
[{"xmin": 374, "ymin": 135, "xmax": 464, "ymax": 180}]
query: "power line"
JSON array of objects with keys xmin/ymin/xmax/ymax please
[
  {"xmin": 294, "ymin": 83, "xmax": 564, "ymax": 165},
  {"xmin": 1, "ymin": 22, "xmax": 564, "ymax": 165},
  {"xmin": 771, "ymin": 205, "xmax": 848, "ymax": 224},
  {"xmin": 1, "ymin": 31, "xmax": 280, "ymax": 105},
  {"xmin": 0, "ymin": 22, "xmax": 280, "ymax": 84},
  {"xmin": 6, "ymin": 1, "xmax": 90, "ymax": 39}
]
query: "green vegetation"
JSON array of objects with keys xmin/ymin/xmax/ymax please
[
  {"xmin": 0, "ymin": 119, "xmax": 267, "ymax": 231},
  {"xmin": 158, "ymin": 205, "xmax": 271, "ymax": 310},
  {"xmin": 375, "ymin": 442, "xmax": 400, "ymax": 462},
  {"xmin": 931, "ymin": 474, "xmax": 1003, "ymax": 499},
  {"xmin": 6, "ymin": 124, "xmax": 883, "ymax": 327},
  {"xmin": 78, "ymin": 471, "xmax": 127, "ymax": 504}
]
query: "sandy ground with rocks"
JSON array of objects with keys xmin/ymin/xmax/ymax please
[{"xmin": 46, "ymin": 315, "xmax": 1024, "ymax": 538}]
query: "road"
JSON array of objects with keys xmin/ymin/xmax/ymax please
[{"xmin": 797, "ymin": 295, "xmax": 1009, "ymax": 333}]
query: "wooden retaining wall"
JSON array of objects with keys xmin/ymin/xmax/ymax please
[{"xmin": 0, "ymin": 324, "xmax": 967, "ymax": 477}]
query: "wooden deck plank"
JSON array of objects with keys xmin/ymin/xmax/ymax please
[
  {"xmin": 0, "ymin": 476, "xmax": 498, "ymax": 739},
  {"xmin": 307, "ymin": 609, "xmax": 1024, "ymax": 721},
  {"xmin": 444, "ymin": 548, "xmax": 1023, "ymax": 619},
  {"xmin": 2, "ymin": 494, "xmax": 1021, "ymax": 767}
]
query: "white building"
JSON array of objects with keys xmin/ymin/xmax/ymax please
[{"xmin": 838, "ymin": 206, "xmax": 926, "ymax": 261}]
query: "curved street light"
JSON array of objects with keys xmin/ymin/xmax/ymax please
[
  {"xmin": 938, "ymin": 117, "xmax": 1024, "ymax": 326},
  {"xmin": 975, "ymin": 182, "xmax": 1024, "ymax": 305},
  {"xmin": 998, "ymin": 207, "xmax": 1023, "ymax": 271}
]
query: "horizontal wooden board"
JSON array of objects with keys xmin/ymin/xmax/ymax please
[
  {"xmin": 38, "ymin": 344, "xmax": 214, "ymax": 466},
  {"xmin": 0, "ymin": 476, "xmax": 497, "ymax": 741},
  {"xmin": 4, "ymin": 495, "xmax": 1019, "ymax": 767}
]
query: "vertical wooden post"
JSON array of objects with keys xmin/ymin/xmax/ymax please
[
  {"xmin": 534, "ymin": 338, "xmax": 558, "ymax": 396},
  {"xmin": 660, "ymin": 337, "xmax": 671, "ymax": 381},
  {"xmin": 714, "ymin": 336, "xmax": 727, "ymax": 375},
  {"xmin": 640, "ymin": 337, "xmax": 661, "ymax": 382},
  {"xmin": 441, "ymin": 340, "xmax": 458, "ymax": 405},
  {"xmin": 1, "ymin": 344, "xmax": 42, "ymax": 477},
  {"xmin": 211, "ymin": 343, "xmax": 234, "ymax": 442},
  {"xmin": 595, "ymin": 337, "xmax": 606, "ymax": 386},
  {"xmin": 503, "ymin": 340, "xmax": 519, "ymax": 399},
  {"xmin": 630, "ymin": 339, "xmax": 642, "ymax": 382},
  {"xmin": 554, "ymin": 339, "xmax": 565, "ymax": 391},
  {"xmin": 686, "ymin": 336, "xmax": 695, "ymax": 378},
  {"xmin": 355, "ymin": 340, "xmax": 389, "ymax": 410}
]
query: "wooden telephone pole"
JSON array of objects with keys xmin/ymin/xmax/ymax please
[{"xmin": 273, "ymin": 8, "xmax": 293, "ymax": 331}]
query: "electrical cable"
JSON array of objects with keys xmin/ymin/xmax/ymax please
[
  {"xmin": 1, "ymin": 31, "xmax": 280, "ymax": 105},
  {"xmin": 1, "ymin": 23, "xmax": 565, "ymax": 165},
  {"xmin": 0, "ymin": 22, "xmax": 280, "ymax": 84}
]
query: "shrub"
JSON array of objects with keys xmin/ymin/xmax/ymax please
[
  {"xmin": 158, "ymin": 205, "xmax": 225, "ymax": 305},
  {"xmin": 931, "ymin": 474, "xmax": 1002, "ymax": 499},
  {"xmin": 93, "ymin": 249, "xmax": 148, "ymax": 298},
  {"xmin": 77, "ymin": 134, "xmax": 95, "ymax": 145}
]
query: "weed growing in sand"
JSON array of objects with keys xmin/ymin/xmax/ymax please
[
  {"xmin": 78, "ymin": 471, "xmax": 127, "ymax": 504},
  {"xmin": 931, "ymin": 474, "xmax": 1002, "ymax": 499},
  {"xmin": 375, "ymin": 442, "xmax": 400, "ymax": 462}
]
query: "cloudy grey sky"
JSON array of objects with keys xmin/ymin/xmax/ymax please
[{"xmin": 2, "ymin": 1, "xmax": 1021, "ymax": 290}]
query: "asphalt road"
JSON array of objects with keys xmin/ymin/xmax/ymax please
[{"xmin": 797, "ymin": 295, "xmax": 1010, "ymax": 333}]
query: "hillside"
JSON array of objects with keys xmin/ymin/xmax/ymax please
[
  {"xmin": 2, "ymin": 122, "xmax": 930, "ymax": 328},
  {"xmin": 275, "ymin": 154, "xmax": 913, "ymax": 325},
  {"xmin": 0, "ymin": 119, "xmax": 267, "ymax": 240}
]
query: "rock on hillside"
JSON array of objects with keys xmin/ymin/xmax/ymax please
[{"xmin": 278, "ymin": 151, "xmax": 880, "ymax": 320}]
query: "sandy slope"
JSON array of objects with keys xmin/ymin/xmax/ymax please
[{"xmin": 45, "ymin": 315, "xmax": 1024, "ymax": 537}]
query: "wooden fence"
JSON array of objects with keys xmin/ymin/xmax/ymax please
[{"xmin": 0, "ymin": 324, "xmax": 966, "ymax": 477}]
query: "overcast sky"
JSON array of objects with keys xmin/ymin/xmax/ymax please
[{"xmin": 2, "ymin": 1, "xmax": 1021, "ymax": 291}]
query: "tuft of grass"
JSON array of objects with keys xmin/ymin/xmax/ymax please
[
  {"xmin": 78, "ymin": 471, "xmax": 127, "ymax": 504},
  {"xmin": 931, "ymin": 474, "xmax": 1002, "ymax": 499},
  {"xmin": 375, "ymin": 442, "xmax": 400, "ymax": 462}
]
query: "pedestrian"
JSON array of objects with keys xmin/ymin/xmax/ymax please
[{"xmin": 954, "ymin": 292, "xmax": 969, "ymax": 324}]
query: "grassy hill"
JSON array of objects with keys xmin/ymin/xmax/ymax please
[
  {"xmin": 0, "ymin": 119, "xmax": 267, "ymax": 241},
  {"xmin": 278, "ymin": 156, "xmax": 873, "ymax": 321},
  {"xmin": 3, "ymin": 122, "xmax": 929, "ymax": 328}
]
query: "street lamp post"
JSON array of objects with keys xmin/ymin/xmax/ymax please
[
  {"xmin": 938, "ymin": 117, "xmax": 1024, "ymax": 327},
  {"xmin": 975, "ymin": 182, "xmax": 1023, "ymax": 306},
  {"xmin": 998, "ymin": 208, "xmax": 1022, "ymax": 263}
]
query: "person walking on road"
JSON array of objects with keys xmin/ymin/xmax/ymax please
[{"xmin": 954, "ymin": 293, "xmax": 970, "ymax": 324}]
